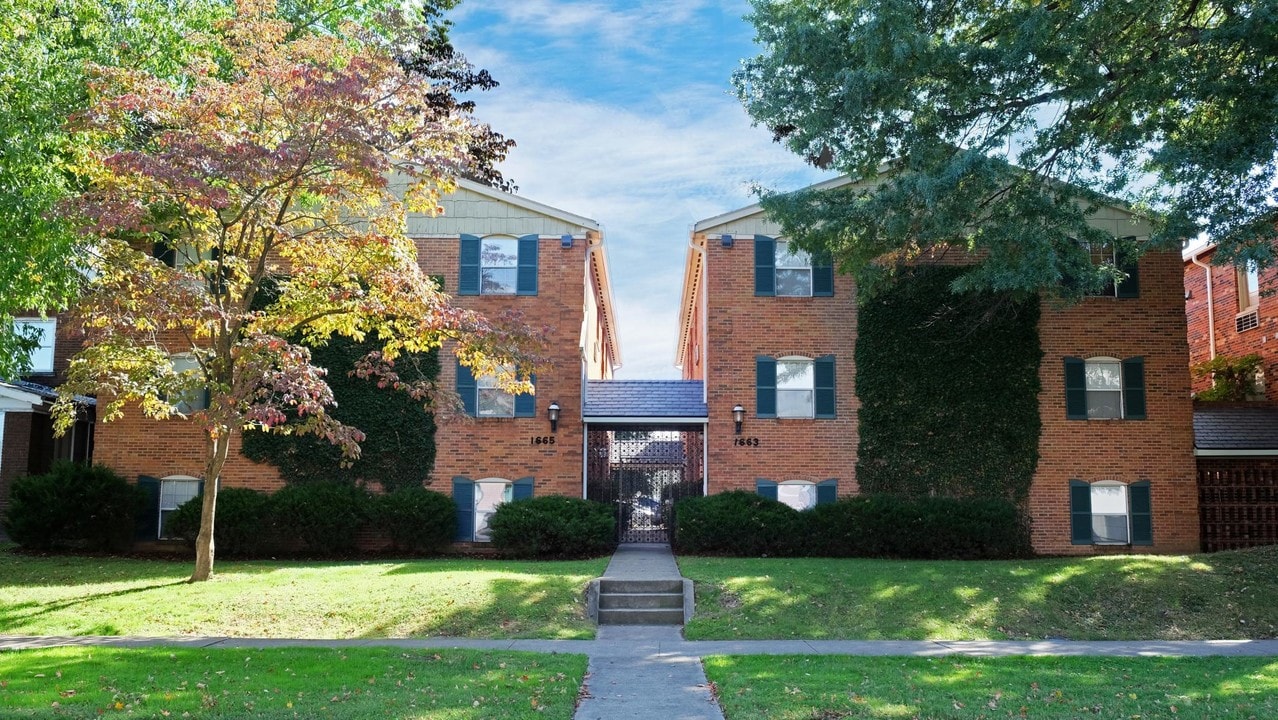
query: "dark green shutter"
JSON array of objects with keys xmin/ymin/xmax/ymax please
[
  {"xmin": 456, "ymin": 361, "xmax": 477, "ymax": 416},
  {"xmin": 514, "ymin": 373, "xmax": 535, "ymax": 417},
  {"xmin": 756, "ymin": 356, "xmax": 777, "ymax": 418},
  {"xmin": 1130, "ymin": 481, "xmax": 1152, "ymax": 545},
  {"xmin": 453, "ymin": 476, "xmax": 475, "ymax": 541},
  {"xmin": 135, "ymin": 476, "xmax": 161, "ymax": 540},
  {"xmin": 1070, "ymin": 479, "xmax": 1092, "ymax": 545},
  {"xmin": 458, "ymin": 234, "xmax": 481, "ymax": 295},
  {"xmin": 1064, "ymin": 357, "xmax": 1087, "ymax": 419},
  {"xmin": 516, "ymin": 234, "xmax": 538, "ymax": 295},
  {"xmin": 1116, "ymin": 240, "xmax": 1140, "ymax": 298},
  {"xmin": 814, "ymin": 355, "xmax": 836, "ymax": 419},
  {"xmin": 513, "ymin": 476, "xmax": 534, "ymax": 500},
  {"xmin": 816, "ymin": 479, "xmax": 837, "ymax": 505},
  {"xmin": 754, "ymin": 235, "xmax": 775, "ymax": 296},
  {"xmin": 1122, "ymin": 357, "xmax": 1146, "ymax": 420},
  {"xmin": 755, "ymin": 479, "xmax": 778, "ymax": 501},
  {"xmin": 812, "ymin": 253, "xmax": 834, "ymax": 296}
]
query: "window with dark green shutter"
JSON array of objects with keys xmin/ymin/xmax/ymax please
[
  {"xmin": 455, "ymin": 361, "xmax": 477, "ymax": 416},
  {"xmin": 136, "ymin": 476, "xmax": 161, "ymax": 540},
  {"xmin": 1070, "ymin": 479, "xmax": 1152, "ymax": 546},
  {"xmin": 1066, "ymin": 356, "xmax": 1146, "ymax": 420},
  {"xmin": 1069, "ymin": 480, "xmax": 1093, "ymax": 545},
  {"xmin": 756, "ymin": 356, "xmax": 777, "ymax": 418},
  {"xmin": 1129, "ymin": 481, "xmax": 1153, "ymax": 545},
  {"xmin": 812, "ymin": 253, "xmax": 834, "ymax": 297},
  {"xmin": 513, "ymin": 375, "xmax": 536, "ymax": 418},
  {"xmin": 814, "ymin": 355, "xmax": 836, "ymax": 419},
  {"xmin": 815, "ymin": 479, "xmax": 837, "ymax": 505},
  {"xmin": 754, "ymin": 235, "xmax": 775, "ymax": 296},
  {"xmin": 513, "ymin": 477, "xmax": 535, "ymax": 500},
  {"xmin": 459, "ymin": 361, "xmax": 534, "ymax": 418},
  {"xmin": 755, "ymin": 479, "xmax": 778, "ymax": 501},
  {"xmin": 516, "ymin": 235, "xmax": 538, "ymax": 295},
  {"xmin": 458, "ymin": 234, "xmax": 481, "ymax": 295},
  {"xmin": 453, "ymin": 476, "xmax": 475, "ymax": 541},
  {"xmin": 1116, "ymin": 239, "xmax": 1140, "ymax": 298}
]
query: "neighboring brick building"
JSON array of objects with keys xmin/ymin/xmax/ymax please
[
  {"xmin": 91, "ymin": 179, "xmax": 621, "ymax": 544},
  {"xmin": 677, "ymin": 176, "xmax": 1200, "ymax": 555},
  {"xmin": 0, "ymin": 315, "xmax": 95, "ymax": 520},
  {"xmin": 1183, "ymin": 243, "xmax": 1278, "ymax": 400}
]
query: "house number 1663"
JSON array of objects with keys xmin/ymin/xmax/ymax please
[{"xmin": 733, "ymin": 437, "xmax": 761, "ymax": 447}]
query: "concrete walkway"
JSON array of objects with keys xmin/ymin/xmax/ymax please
[{"xmin": 5, "ymin": 543, "xmax": 1278, "ymax": 718}]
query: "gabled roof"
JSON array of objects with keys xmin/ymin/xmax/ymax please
[
  {"xmin": 454, "ymin": 178, "xmax": 600, "ymax": 232},
  {"xmin": 692, "ymin": 175, "xmax": 853, "ymax": 234},
  {"xmin": 1194, "ymin": 402, "xmax": 1278, "ymax": 454},
  {"xmin": 584, "ymin": 380, "xmax": 707, "ymax": 422}
]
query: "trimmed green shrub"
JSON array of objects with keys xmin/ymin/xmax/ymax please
[
  {"xmin": 166, "ymin": 487, "xmax": 275, "ymax": 556},
  {"xmin": 269, "ymin": 481, "xmax": 370, "ymax": 554},
  {"xmin": 2, "ymin": 462, "xmax": 142, "ymax": 552},
  {"xmin": 856, "ymin": 266, "xmax": 1042, "ymax": 501},
  {"xmin": 489, "ymin": 496, "xmax": 616, "ymax": 558},
  {"xmin": 672, "ymin": 491, "xmax": 807, "ymax": 556},
  {"xmin": 810, "ymin": 495, "xmax": 1033, "ymax": 560},
  {"xmin": 372, "ymin": 486, "xmax": 456, "ymax": 553}
]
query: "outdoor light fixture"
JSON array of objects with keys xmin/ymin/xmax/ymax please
[
  {"xmin": 561, "ymin": 234, "xmax": 574, "ymax": 248},
  {"xmin": 721, "ymin": 234, "xmax": 734, "ymax": 248},
  {"xmin": 548, "ymin": 401, "xmax": 561, "ymax": 433},
  {"xmin": 732, "ymin": 404, "xmax": 745, "ymax": 434}
]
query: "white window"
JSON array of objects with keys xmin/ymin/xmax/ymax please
[
  {"xmin": 480, "ymin": 236, "xmax": 518, "ymax": 295},
  {"xmin": 1238, "ymin": 262, "xmax": 1260, "ymax": 313},
  {"xmin": 776, "ymin": 356, "xmax": 814, "ymax": 418},
  {"xmin": 15, "ymin": 318, "xmax": 56, "ymax": 374},
  {"xmin": 477, "ymin": 367, "xmax": 516, "ymax": 417},
  {"xmin": 776, "ymin": 481, "xmax": 817, "ymax": 511},
  {"xmin": 170, "ymin": 354, "xmax": 208, "ymax": 413},
  {"xmin": 1090, "ymin": 481, "xmax": 1129, "ymax": 544},
  {"xmin": 159, "ymin": 475, "xmax": 200, "ymax": 539},
  {"xmin": 775, "ymin": 240, "xmax": 812, "ymax": 297},
  {"xmin": 472, "ymin": 479, "xmax": 513, "ymax": 542},
  {"xmin": 1084, "ymin": 357, "xmax": 1123, "ymax": 419}
]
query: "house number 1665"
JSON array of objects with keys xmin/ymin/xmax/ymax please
[{"xmin": 530, "ymin": 436, "xmax": 556, "ymax": 445}]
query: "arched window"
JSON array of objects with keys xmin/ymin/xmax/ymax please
[
  {"xmin": 159, "ymin": 474, "xmax": 202, "ymax": 539},
  {"xmin": 1064, "ymin": 356, "xmax": 1145, "ymax": 420}
]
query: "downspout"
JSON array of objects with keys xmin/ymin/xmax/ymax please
[
  {"xmin": 1190, "ymin": 252, "xmax": 1216, "ymax": 361},
  {"xmin": 688, "ymin": 235, "xmax": 708, "ymax": 403}
]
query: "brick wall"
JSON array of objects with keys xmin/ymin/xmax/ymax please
[
  {"xmin": 696, "ymin": 235, "xmax": 860, "ymax": 497},
  {"xmin": 0, "ymin": 411, "xmax": 34, "ymax": 518},
  {"xmin": 418, "ymin": 235, "xmax": 591, "ymax": 500},
  {"xmin": 1184, "ymin": 248, "xmax": 1278, "ymax": 400},
  {"xmin": 1032, "ymin": 250, "xmax": 1199, "ymax": 554}
]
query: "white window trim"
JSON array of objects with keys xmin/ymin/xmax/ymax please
[
  {"xmin": 170, "ymin": 353, "xmax": 209, "ymax": 413},
  {"xmin": 776, "ymin": 355, "xmax": 815, "ymax": 419},
  {"xmin": 472, "ymin": 477, "xmax": 513, "ymax": 542},
  {"xmin": 1084, "ymin": 356, "xmax": 1123, "ymax": 420},
  {"xmin": 480, "ymin": 234, "xmax": 519, "ymax": 296},
  {"xmin": 158, "ymin": 474, "xmax": 201, "ymax": 539},
  {"xmin": 1238, "ymin": 262, "xmax": 1260, "ymax": 313},
  {"xmin": 15, "ymin": 318, "xmax": 56, "ymax": 374},
  {"xmin": 1089, "ymin": 480, "xmax": 1130, "ymax": 545},
  {"xmin": 774, "ymin": 239, "xmax": 814, "ymax": 297},
  {"xmin": 776, "ymin": 480, "xmax": 817, "ymax": 511},
  {"xmin": 476, "ymin": 365, "xmax": 517, "ymax": 418}
]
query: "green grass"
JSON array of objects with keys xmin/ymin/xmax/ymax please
[
  {"xmin": 680, "ymin": 545, "xmax": 1278, "ymax": 640},
  {"xmin": 0, "ymin": 647, "xmax": 585, "ymax": 718},
  {"xmin": 0, "ymin": 550, "xmax": 607, "ymax": 639},
  {"xmin": 704, "ymin": 655, "xmax": 1278, "ymax": 720}
]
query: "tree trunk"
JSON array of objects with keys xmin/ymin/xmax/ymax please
[{"xmin": 189, "ymin": 430, "xmax": 230, "ymax": 583}]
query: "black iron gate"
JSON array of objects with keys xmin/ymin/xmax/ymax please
[{"xmin": 586, "ymin": 425, "xmax": 705, "ymax": 543}]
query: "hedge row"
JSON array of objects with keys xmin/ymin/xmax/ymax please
[
  {"xmin": 2, "ymin": 463, "xmax": 142, "ymax": 552},
  {"xmin": 673, "ymin": 491, "xmax": 1032, "ymax": 560},
  {"xmin": 166, "ymin": 482, "xmax": 456, "ymax": 556}
]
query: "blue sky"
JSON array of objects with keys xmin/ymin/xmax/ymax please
[{"xmin": 448, "ymin": 1, "xmax": 830, "ymax": 378}]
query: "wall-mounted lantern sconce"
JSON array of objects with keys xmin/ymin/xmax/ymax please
[
  {"xmin": 732, "ymin": 404, "xmax": 745, "ymax": 434},
  {"xmin": 548, "ymin": 401, "xmax": 561, "ymax": 433}
]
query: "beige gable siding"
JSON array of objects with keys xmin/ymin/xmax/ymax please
[
  {"xmin": 696, "ymin": 212, "xmax": 783, "ymax": 239},
  {"xmin": 399, "ymin": 183, "xmax": 595, "ymax": 238}
]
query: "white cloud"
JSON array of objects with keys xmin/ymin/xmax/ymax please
[{"xmin": 452, "ymin": 1, "xmax": 714, "ymax": 53}]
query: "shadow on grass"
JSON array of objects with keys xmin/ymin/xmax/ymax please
[
  {"xmin": 683, "ymin": 545, "xmax": 1278, "ymax": 641},
  {"xmin": 0, "ymin": 579, "xmax": 188, "ymax": 634}
]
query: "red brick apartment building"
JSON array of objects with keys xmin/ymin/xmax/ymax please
[
  {"xmin": 678, "ymin": 176, "xmax": 1200, "ymax": 555},
  {"xmin": 1183, "ymin": 242, "xmax": 1278, "ymax": 550},
  {"xmin": 86, "ymin": 179, "xmax": 622, "ymax": 544}
]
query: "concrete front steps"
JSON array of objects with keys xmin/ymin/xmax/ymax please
[{"xmin": 595, "ymin": 578, "xmax": 686, "ymax": 625}]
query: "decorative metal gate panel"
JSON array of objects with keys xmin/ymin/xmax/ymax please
[{"xmin": 586, "ymin": 425, "xmax": 705, "ymax": 543}]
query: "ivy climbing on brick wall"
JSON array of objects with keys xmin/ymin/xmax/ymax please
[{"xmin": 856, "ymin": 266, "xmax": 1042, "ymax": 502}]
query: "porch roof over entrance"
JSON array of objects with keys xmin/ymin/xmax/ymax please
[
  {"xmin": 583, "ymin": 380, "xmax": 707, "ymax": 423},
  {"xmin": 1194, "ymin": 402, "xmax": 1278, "ymax": 455}
]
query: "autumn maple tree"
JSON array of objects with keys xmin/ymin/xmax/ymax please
[{"xmin": 56, "ymin": 0, "xmax": 543, "ymax": 581}]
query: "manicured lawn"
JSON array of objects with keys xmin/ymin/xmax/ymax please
[
  {"xmin": 704, "ymin": 655, "xmax": 1278, "ymax": 720},
  {"xmin": 680, "ymin": 545, "xmax": 1278, "ymax": 640},
  {"xmin": 0, "ymin": 550, "xmax": 607, "ymax": 639},
  {"xmin": 0, "ymin": 647, "xmax": 585, "ymax": 718}
]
